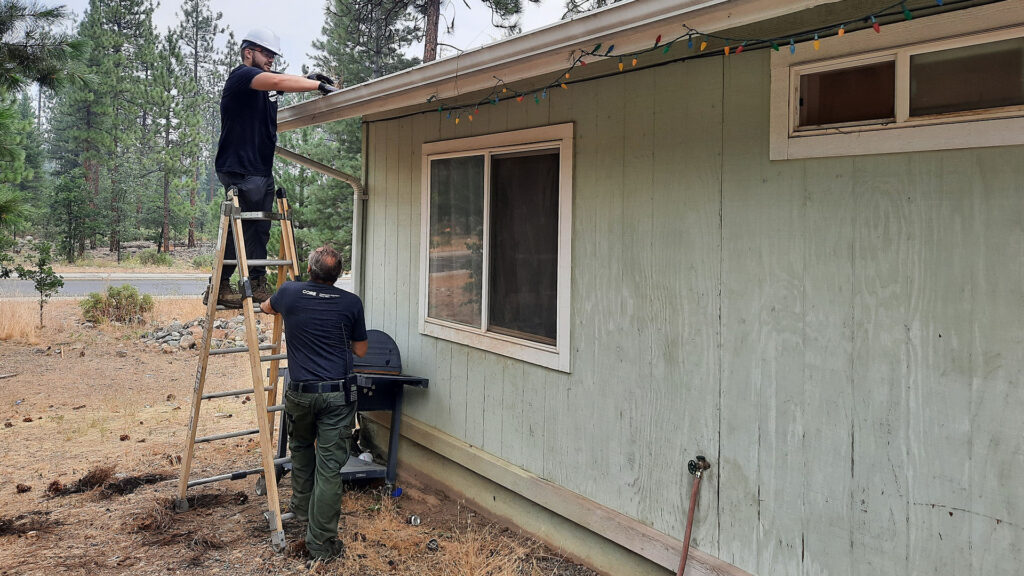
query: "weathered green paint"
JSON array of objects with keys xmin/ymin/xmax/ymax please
[{"xmin": 358, "ymin": 46, "xmax": 1024, "ymax": 575}]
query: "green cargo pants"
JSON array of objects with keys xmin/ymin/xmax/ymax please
[{"xmin": 284, "ymin": 389, "xmax": 355, "ymax": 560}]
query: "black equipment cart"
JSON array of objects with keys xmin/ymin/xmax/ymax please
[{"xmin": 274, "ymin": 329, "xmax": 428, "ymax": 486}]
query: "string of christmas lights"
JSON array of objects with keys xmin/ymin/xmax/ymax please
[{"xmin": 431, "ymin": 0, "xmax": 967, "ymax": 125}]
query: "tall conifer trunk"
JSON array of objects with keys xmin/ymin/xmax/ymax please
[
  {"xmin": 162, "ymin": 119, "xmax": 172, "ymax": 252},
  {"xmin": 189, "ymin": 167, "xmax": 197, "ymax": 247},
  {"xmin": 423, "ymin": 0, "xmax": 439, "ymax": 62}
]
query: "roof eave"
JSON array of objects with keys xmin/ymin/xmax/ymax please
[{"xmin": 278, "ymin": 0, "xmax": 840, "ymax": 131}]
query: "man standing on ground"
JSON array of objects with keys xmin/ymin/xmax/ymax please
[
  {"xmin": 261, "ymin": 246, "xmax": 366, "ymax": 562},
  {"xmin": 207, "ymin": 28, "xmax": 338, "ymax": 308}
]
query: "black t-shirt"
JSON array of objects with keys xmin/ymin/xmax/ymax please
[
  {"xmin": 214, "ymin": 65, "xmax": 278, "ymax": 177},
  {"xmin": 270, "ymin": 281, "xmax": 367, "ymax": 382}
]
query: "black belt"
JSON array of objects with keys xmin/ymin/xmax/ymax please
[{"xmin": 287, "ymin": 375, "xmax": 358, "ymax": 401}]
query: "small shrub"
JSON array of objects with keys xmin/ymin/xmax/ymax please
[
  {"xmin": 137, "ymin": 249, "xmax": 173, "ymax": 267},
  {"xmin": 191, "ymin": 253, "xmax": 214, "ymax": 270},
  {"xmin": 80, "ymin": 284, "xmax": 154, "ymax": 324},
  {"xmin": 15, "ymin": 242, "xmax": 64, "ymax": 328}
]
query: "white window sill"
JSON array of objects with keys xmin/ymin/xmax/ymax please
[{"xmin": 421, "ymin": 318, "xmax": 569, "ymax": 372}]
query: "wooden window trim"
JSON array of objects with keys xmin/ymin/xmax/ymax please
[
  {"xmin": 770, "ymin": 1, "xmax": 1024, "ymax": 159},
  {"xmin": 419, "ymin": 123, "xmax": 574, "ymax": 372}
]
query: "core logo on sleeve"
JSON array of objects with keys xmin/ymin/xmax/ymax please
[{"xmin": 302, "ymin": 289, "xmax": 340, "ymax": 298}]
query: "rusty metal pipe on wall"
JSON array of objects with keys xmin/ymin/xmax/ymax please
[{"xmin": 677, "ymin": 455, "xmax": 711, "ymax": 576}]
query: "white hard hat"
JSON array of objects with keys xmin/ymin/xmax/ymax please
[{"xmin": 241, "ymin": 28, "xmax": 282, "ymax": 56}]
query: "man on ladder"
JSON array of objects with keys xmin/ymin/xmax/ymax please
[
  {"xmin": 261, "ymin": 245, "xmax": 367, "ymax": 563},
  {"xmin": 205, "ymin": 27, "xmax": 338, "ymax": 308}
]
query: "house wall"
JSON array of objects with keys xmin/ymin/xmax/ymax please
[{"xmin": 359, "ymin": 48, "xmax": 1023, "ymax": 575}]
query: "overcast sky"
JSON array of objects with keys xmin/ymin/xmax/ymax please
[{"xmin": 57, "ymin": 0, "xmax": 577, "ymax": 74}]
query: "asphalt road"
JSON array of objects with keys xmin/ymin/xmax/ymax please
[
  {"xmin": 0, "ymin": 273, "xmax": 354, "ymax": 299},
  {"xmin": 0, "ymin": 273, "xmax": 209, "ymax": 298}
]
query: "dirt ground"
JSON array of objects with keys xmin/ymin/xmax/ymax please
[{"xmin": 0, "ymin": 299, "xmax": 598, "ymax": 576}]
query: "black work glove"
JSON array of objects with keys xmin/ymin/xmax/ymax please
[
  {"xmin": 307, "ymin": 72, "xmax": 335, "ymax": 85},
  {"xmin": 317, "ymin": 82, "xmax": 339, "ymax": 95}
]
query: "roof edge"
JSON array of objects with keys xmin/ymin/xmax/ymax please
[{"xmin": 279, "ymin": 0, "xmax": 841, "ymax": 131}]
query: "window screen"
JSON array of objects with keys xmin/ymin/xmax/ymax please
[
  {"xmin": 428, "ymin": 156, "xmax": 484, "ymax": 328},
  {"xmin": 910, "ymin": 37, "xmax": 1024, "ymax": 117},
  {"xmin": 799, "ymin": 60, "xmax": 896, "ymax": 127},
  {"xmin": 488, "ymin": 149, "xmax": 559, "ymax": 345}
]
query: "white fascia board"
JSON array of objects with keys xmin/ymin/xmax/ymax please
[{"xmin": 278, "ymin": 0, "xmax": 841, "ymax": 131}]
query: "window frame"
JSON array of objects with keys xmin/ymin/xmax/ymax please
[
  {"xmin": 770, "ymin": 4, "xmax": 1024, "ymax": 159},
  {"xmin": 419, "ymin": 123, "xmax": 574, "ymax": 372}
]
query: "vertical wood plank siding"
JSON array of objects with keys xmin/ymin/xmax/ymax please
[{"xmin": 359, "ymin": 49, "xmax": 1024, "ymax": 575}]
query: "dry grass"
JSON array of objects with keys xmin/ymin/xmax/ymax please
[
  {"xmin": 0, "ymin": 300, "xmax": 40, "ymax": 343},
  {"xmin": 312, "ymin": 487, "xmax": 550, "ymax": 576},
  {"xmin": 438, "ymin": 525, "xmax": 537, "ymax": 576},
  {"xmin": 149, "ymin": 297, "xmax": 206, "ymax": 324}
]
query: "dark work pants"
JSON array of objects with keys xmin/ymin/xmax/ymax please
[
  {"xmin": 284, "ymin": 389, "xmax": 355, "ymax": 558},
  {"xmin": 217, "ymin": 172, "xmax": 275, "ymax": 281}
]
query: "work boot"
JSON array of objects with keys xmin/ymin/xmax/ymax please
[
  {"xmin": 251, "ymin": 276, "xmax": 273, "ymax": 303},
  {"xmin": 202, "ymin": 279, "xmax": 241, "ymax": 309},
  {"xmin": 306, "ymin": 538, "xmax": 345, "ymax": 565}
]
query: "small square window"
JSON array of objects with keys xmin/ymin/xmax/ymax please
[{"xmin": 798, "ymin": 60, "xmax": 896, "ymax": 128}]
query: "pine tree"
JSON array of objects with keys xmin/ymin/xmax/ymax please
[
  {"xmin": 338, "ymin": 0, "xmax": 534, "ymax": 63},
  {"xmin": 0, "ymin": 0, "xmax": 86, "ymax": 237},
  {"xmin": 174, "ymin": 0, "xmax": 223, "ymax": 247},
  {"xmin": 0, "ymin": 0, "xmax": 89, "ymax": 92},
  {"xmin": 72, "ymin": 0, "xmax": 159, "ymax": 259},
  {"xmin": 149, "ymin": 30, "xmax": 192, "ymax": 252},
  {"xmin": 45, "ymin": 6, "xmax": 111, "ymax": 252},
  {"xmin": 0, "ymin": 91, "xmax": 45, "ymax": 238},
  {"xmin": 46, "ymin": 75, "xmax": 107, "ymax": 253},
  {"xmin": 316, "ymin": 0, "xmax": 419, "ymax": 82},
  {"xmin": 46, "ymin": 170, "xmax": 93, "ymax": 262}
]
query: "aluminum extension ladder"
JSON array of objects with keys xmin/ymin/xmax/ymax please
[{"xmin": 174, "ymin": 186, "xmax": 301, "ymax": 552}]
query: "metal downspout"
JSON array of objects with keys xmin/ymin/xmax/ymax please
[{"xmin": 354, "ymin": 122, "xmax": 369, "ymax": 298}]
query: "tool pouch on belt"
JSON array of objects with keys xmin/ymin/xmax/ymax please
[{"xmin": 344, "ymin": 373, "xmax": 358, "ymax": 404}]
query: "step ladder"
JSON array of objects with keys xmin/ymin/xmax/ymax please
[{"xmin": 174, "ymin": 186, "xmax": 301, "ymax": 552}]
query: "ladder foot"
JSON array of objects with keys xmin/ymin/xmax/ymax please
[
  {"xmin": 270, "ymin": 529, "xmax": 287, "ymax": 553},
  {"xmin": 173, "ymin": 498, "xmax": 190, "ymax": 513}
]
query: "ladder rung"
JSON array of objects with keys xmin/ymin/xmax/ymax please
[
  {"xmin": 267, "ymin": 404, "xmax": 284, "ymax": 413},
  {"xmin": 195, "ymin": 428, "xmax": 259, "ymax": 443},
  {"xmin": 234, "ymin": 211, "xmax": 286, "ymax": 221},
  {"xmin": 210, "ymin": 344, "xmax": 276, "ymax": 356},
  {"xmin": 186, "ymin": 457, "xmax": 291, "ymax": 488},
  {"xmin": 221, "ymin": 258, "xmax": 293, "ymax": 267},
  {"xmin": 261, "ymin": 354, "xmax": 287, "ymax": 362},
  {"xmin": 201, "ymin": 385, "xmax": 275, "ymax": 400},
  {"xmin": 214, "ymin": 304, "xmax": 274, "ymax": 313},
  {"xmin": 212, "ymin": 303, "xmax": 276, "ymax": 311}
]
